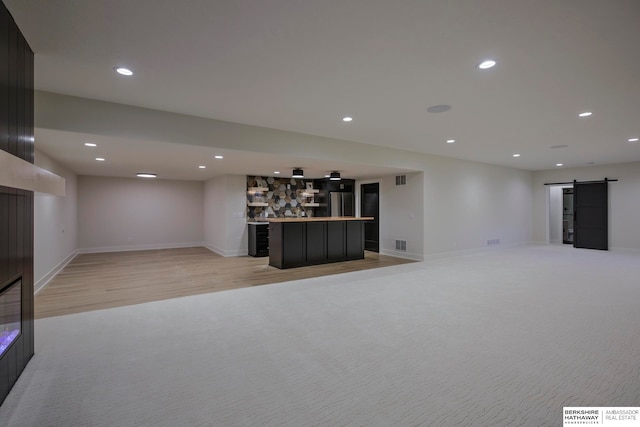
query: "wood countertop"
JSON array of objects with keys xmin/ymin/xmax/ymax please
[{"xmin": 266, "ymin": 216, "xmax": 374, "ymax": 223}]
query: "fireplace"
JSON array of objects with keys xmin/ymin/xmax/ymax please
[{"xmin": 0, "ymin": 279, "xmax": 21, "ymax": 358}]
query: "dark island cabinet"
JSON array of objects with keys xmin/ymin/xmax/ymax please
[
  {"xmin": 269, "ymin": 219, "xmax": 368, "ymax": 269},
  {"xmin": 346, "ymin": 221, "xmax": 364, "ymax": 258},
  {"xmin": 306, "ymin": 222, "xmax": 327, "ymax": 263},
  {"xmin": 327, "ymin": 221, "xmax": 346, "ymax": 260}
]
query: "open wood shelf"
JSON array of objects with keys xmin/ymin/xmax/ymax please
[{"xmin": 247, "ymin": 187, "xmax": 269, "ymax": 193}]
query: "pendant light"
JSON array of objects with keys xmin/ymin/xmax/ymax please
[
  {"xmin": 329, "ymin": 171, "xmax": 341, "ymax": 181},
  {"xmin": 292, "ymin": 168, "xmax": 304, "ymax": 178}
]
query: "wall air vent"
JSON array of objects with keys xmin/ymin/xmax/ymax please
[
  {"xmin": 395, "ymin": 175, "xmax": 407, "ymax": 186},
  {"xmin": 395, "ymin": 240, "xmax": 407, "ymax": 251}
]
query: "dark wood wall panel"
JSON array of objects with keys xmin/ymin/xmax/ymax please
[
  {"xmin": 17, "ymin": 31, "xmax": 26, "ymax": 161},
  {"xmin": 25, "ymin": 188, "xmax": 35, "ymax": 359},
  {"xmin": 0, "ymin": 192, "xmax": 8, "ymax": 282},
  {"xmin": 25, "ymin": 44, "xmax": 34, "ymax": 163},
  {"xmin": 0, "ymin": 5, "xmax": 9, "ymax": 153},
  {"xmin": 8, "ymin": 188, "xmax": 17, "ymax": 275},
  {"xmin": 7, "ymin": 12, "xmax": 17, "ymax": 157},
  {"xmin": 0, "ymin": 1, "xmax": 35, "ymax": 406}
]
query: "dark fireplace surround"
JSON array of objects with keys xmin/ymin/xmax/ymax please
[{"xmin": 1, "ymin": 2, "xmax": 36, "ymax": 405}]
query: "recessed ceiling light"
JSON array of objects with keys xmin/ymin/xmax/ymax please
[
  {"xmin": 115, "ymin": 67, "xmax": 133, "ymax": 76},
  {"xmin": 137, "ymin": 173, "xmax": 157, "ymax": 178},
  {"xmin": 628, "ymin": 138, "xmax": 639, "ymax": 143},
  {"xmin": 95, "ymin": 157, "xmax": 105, "ymax": 161},
  {"xmin": 426, "ymin": 105, "xmax": 452, "ymax": 113},
  {"xmin": 198, "ymin": 165, "xmax": 206, "ymax": 169},
  {"xmin": 556, "ymin": 163, "xmax": 563, "ymax": 167},
  {"xmin": 478, "ymin": 59, "xmax": 496, "ymax": 69},
  {"xmin": 513, "ymin": 154, "xmax": 521, "ymax": 157},
  {"xmin": 274, "ymin": 171, "xmax": 280, "ymax": 174},
  {"xmin": 214, "ymin": 155, "xmax": 223, "ymax": 159},
  {"xmin": 84, "ymin": 143, "xmax": 97, "ymax": 147},
  {"xmin": 324, "ymin": 174, "xmax": 330, "ymax": 178},
  {"xmin": 446, "ymin": 139, "xmax": 455, "ymax": 144},
  {"xmin": 342, "ymin": 116, "xmax": 353, "ymax": 122},
  {"xmin": 578, "ymin": 112, "xmax": 592, "ymax": 117}
]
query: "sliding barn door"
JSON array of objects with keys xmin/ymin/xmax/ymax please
[{"xmin": 573, "ymin": 182, "xmax": 608, "ymax": 250}]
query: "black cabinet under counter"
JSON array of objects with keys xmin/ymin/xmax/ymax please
[{"xmin": 248, "ymin": 222, "xmax": 269, "ymax": 257}]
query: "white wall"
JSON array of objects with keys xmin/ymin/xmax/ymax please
[
  {"xmin": 204, "ymin": 176, "xmax": 226, "ymax": 254},
  {"xmin": 382, "ymin": 172, "xmax": 424, "ymax": 259},
  {"xmin": 204, "ymin": 175, "xmax": 248, "ymax": 256},
  {"xmin": 354, "ymin": 161, "xmax": 532, "ymax": 260},
  {"xmin": 77, "ymin": 176, "xmax": 204, "ymax": 252},
  {"xmin": 533, "ymin": 161, "xmax": 640, "ymax": 251},
  {"xmin": 34, "ymin": 150, "xmax": 78, "ymax": 291},
  {"xmin": 225, "ymin": 175, "xmax": 249, "ymax": 255},
  {"xmin": 421, "ymin": 157, "xmax": 533, "ymax": 256}
]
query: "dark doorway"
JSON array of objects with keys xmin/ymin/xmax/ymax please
[
  {"xmin": 562, "ymin": 188, "xmax": 574, "ymax": 244},
  {"xmin": 574, "ymin": 182, "xmax": 608, "ymax": 250},
  {"xmin": 361, "ymin": 183, "xmax": 379, "ymax": 252}
]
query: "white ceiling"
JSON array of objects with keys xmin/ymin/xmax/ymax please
[{"xmin": 6, "ymin": 0, "xmax": 640, "ymax": 177}]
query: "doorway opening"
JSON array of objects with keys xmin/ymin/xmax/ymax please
[
  {"xmin": 548, "ymin": 185, "xmax": 573, "ymax": 245},
  {"xmin": 562, "ymin": 188, "xmax": 574, "ymax": 244},
  {"xmin": 361, "ymin": 183, "xmax": 379, "ymax": 252}
]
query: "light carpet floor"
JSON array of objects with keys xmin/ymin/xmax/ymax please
[{"xmin": 1, "ymin": 245, "xmax": 639, "ymax": 426}]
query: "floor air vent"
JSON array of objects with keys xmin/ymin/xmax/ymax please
[
  {"xmin": 395, "ymin": 240, "xmax": 407, "ymax": 251},
  {"xmin": 395, "ymin": 175, "xmax": 407, "ymax": 186}
]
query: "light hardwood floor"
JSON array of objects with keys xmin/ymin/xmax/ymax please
[{"xmin": 35, "ymin": 247, "xmax": 416, "ymax": 319}]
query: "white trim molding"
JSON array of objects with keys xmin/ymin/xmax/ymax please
[
  {"xmin": 380, "ymin": 249, "xmax": 424, "ymax": 261},
  {"xmin": 78, "ymin": 242, "xmax": 205, "ymax": 254},
  {"xmin": 203, "ymin": 244, "xmax": 248, "ymax": 257},
  {"xmin": 35, "ymin": 250, "xmax": 78, "ymax": 294}
]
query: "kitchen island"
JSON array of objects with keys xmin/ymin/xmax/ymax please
[{"xmin": 268, "ymin": 217, "xmax": 374, "ymax": 269}]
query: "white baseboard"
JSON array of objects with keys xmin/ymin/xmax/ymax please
[
  {"xmin": 610, "ymin": 246, "xmax": 640, "ymax": 254},
  {"xmin": 379, "ymin": 249, "xmax": 424, "ymax": 261},
  {"xmin": 531, "ymin": 243, "xmax": 640, "ymax": 254},
  {"xmin": 421, "ymin": 241, "xmax": 531, "ymax": 261},
  {"xmin": 34, "ymin": 250, "xmax": 78, "ymax": 295},
  {"xmin": 203, "ymin": 243, "xmax": 248, "ymax": 257},
  {"xmin": 78, "ymin": 242, "xmax": 205, "ymax": 254}
]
